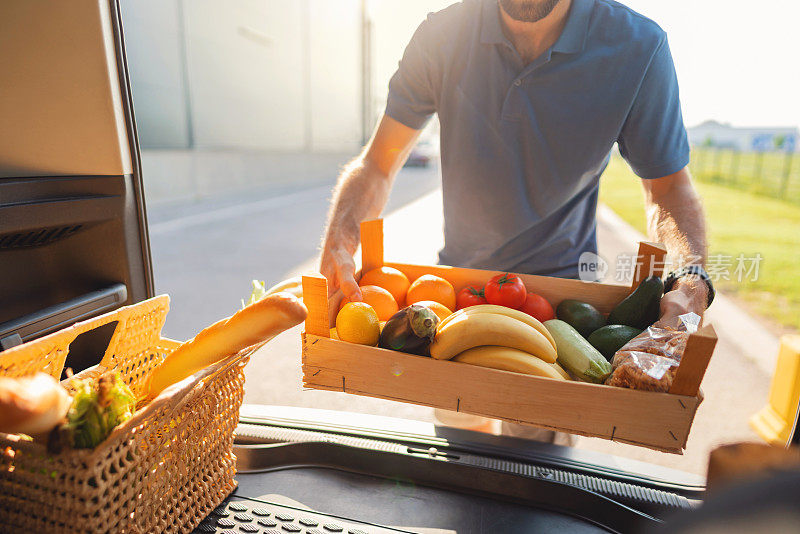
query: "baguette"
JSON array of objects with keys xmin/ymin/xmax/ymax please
[
  {"xmin": 0, "ymin": 373, "xmax": 72, "ymax": 436},
  {"xmin": 265, "ymin": 276, "xmax": 302, "ymax": 299},
  {"xmin": 146, "ymin": 291, "xmax": 307, "ymax": 399}
]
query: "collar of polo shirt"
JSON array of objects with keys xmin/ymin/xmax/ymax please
[{"xmin": 480, "ymin": 0, "xmax": 594, "ymax": 54}]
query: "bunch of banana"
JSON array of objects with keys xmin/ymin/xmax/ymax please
[{"xmin": 431, "ymin": 304, "xmax": 568, "ymax": 380}]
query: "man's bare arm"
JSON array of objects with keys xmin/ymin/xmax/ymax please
[
  {"xmin": 320, "ymin": 114, "xmax": 422, "ymax": 301},
  {"xmin": 641, "ymin": 166, "xmax": 709, "ymax": 319}
]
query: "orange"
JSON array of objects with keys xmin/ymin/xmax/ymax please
[
  {"xmin": 336, "ymin": 302, "xmax": 380, "ymax": 345},
  {"xmin": 413, "ymin": 300, "xmax": 453, "ymax": 322},
  {"xmin": 359, "ymin": 266, "xmax": 410, "ymax": 306},
  {"xmin": 339, "ymin": 285, "xmax": 398, "ymax": 321},
  {"xmin": 406, "ymin": 274, "xmax": 456, "ymax": 311}
]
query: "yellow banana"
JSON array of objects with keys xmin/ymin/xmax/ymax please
[
  {"xmin": 437, "ymin": 304, "xmax": 556, "ymax": 350},
  {"xmin": 430, "ymin": 313, "xmax": 557, "ymax": 362},
  {"xmin": 453, "ymin": 346, "xmax": 565, "ymax": 380},
  {"xmin": 550, "ymin": 361, "xmax": 571, "ymax": 380}
]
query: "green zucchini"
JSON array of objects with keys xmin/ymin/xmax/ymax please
[{"xmin": 544, "ymin": 319, "xmax": 612, "ymax": 383}]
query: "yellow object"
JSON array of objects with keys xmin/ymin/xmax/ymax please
[
  {"xmin": 406, "ymin": 274, "xmax": 457, "ymax": 311},
  {"xmin": 339, "ymin": 285, "xmax": 398, "ymax": 321},
  {"xmin": 437, "ymin": 304, "xmax": 556, "ymax": 350},
  {"xmin": 750, "ymin": 335, "xmax": 800, "ymax": 446},
  {"xmin": 336, "ymin": 302, "xmax": 381, "ymax": 346},
  {"xmin": 453, "ymin": 346, "xmax": 565, "ymax": 380},
  {"xmin": 413, "ymin": 300, "xmax": 453, "ymax": 321},
  {"xmin": 360, "ymin": 266, "xmax": 410, "ymax": 306},
  {"xmin": 430, "ymin": 312, "xmax": 557, "ymax": 363},
  {"xmin": 551, "ymin": 362, "xmax": 571, "ymax": 380},
  {"xmin": 337, "ymin": 322, "xmax": 385, "ymax": 338}
]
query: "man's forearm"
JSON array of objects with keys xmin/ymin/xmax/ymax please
[
  {"xmin": 322, "ymin": 156, "xmax": 393, "ymax": 260},
  {"xmin": 645, "ymin": 178, "xmax": 707, "ymax": 267},
  {"xmin": 643, "ymin": 168, "xmax": 709, "ymax": 314},
  {"xmin": 319, "ymin": 114, "xmax": 421, "ymax": 299}
]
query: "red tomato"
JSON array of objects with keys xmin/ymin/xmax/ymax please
[
  {"xmin": 456, "ymin": 285, "xmax": 487, "ymax": 309},
  {"xmin": 484, "ymin": 273, "xmax": 527, "ymax": 309},
  {"xmin": 520, "ymin": 291, "xmax": 555, "ymax": 322}
]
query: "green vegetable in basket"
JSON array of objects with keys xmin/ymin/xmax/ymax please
[
  {"xmin": 242, "ymin": 280, "xmax": 268, "ymax": 308},
  {"xmin": 61, "ymin": 372, "xmax": 136, "ymax": 449},
  {"xmin": 242, "ymin": 277, "xmax": 303, "ymax": 308}
]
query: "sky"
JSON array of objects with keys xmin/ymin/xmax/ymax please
[{"xmin": 370, "ymin": 0, "xmax": 800, "ymax": 129}]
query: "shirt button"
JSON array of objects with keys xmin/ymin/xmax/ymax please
[{"xmin": 514, "ymin": 79, "xmax": 521, "ymax": 86}]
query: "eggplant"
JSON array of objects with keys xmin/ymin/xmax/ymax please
[{"xmin": 379, "ymin": 304, "xmax": 439, "ymax": 355}]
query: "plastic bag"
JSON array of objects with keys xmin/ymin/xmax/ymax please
[{"xmin": 605, "ymin": 312, "xmax": 701, "ymax": 392}]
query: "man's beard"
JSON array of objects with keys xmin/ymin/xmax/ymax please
[{"xmin": 499, "ymin": 0, "xmax": 562, "ymax": 22}]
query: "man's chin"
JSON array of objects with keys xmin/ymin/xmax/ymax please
[{"xmin": 499, "ymin": 0, "xmax": 562, "ymax": 23}]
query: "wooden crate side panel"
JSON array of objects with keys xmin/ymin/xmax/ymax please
[
  {"xmin": 360, "ymin": 219, "xmax": 384, "ymax": 274},
  {"xmin": 631, "ymin": 242, "xmax": 668, "ymax": 291},
  {"xmin": 302, "ymin": 275, "xmax": 331, "ymax": 336},
  {"xmin": 302, "ymin": 335, "xmax": 699, "ymax": 453},
  {"xmin": 386, "ymin": 262, "xmax": 631, "ymax": 313},
  {"xmin": 669, "ymin": 324, "xmax": 718, "ymax": 396}
]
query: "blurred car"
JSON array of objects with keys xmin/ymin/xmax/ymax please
[{"xmin": 404, "ymin": 137, "xmax": 438, "ymax": 167}]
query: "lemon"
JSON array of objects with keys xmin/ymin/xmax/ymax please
[{"xmin": 336, "ymin": 302, "xmax": 380, "ymax": 345}]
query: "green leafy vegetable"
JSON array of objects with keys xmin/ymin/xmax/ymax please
[
  {"xmin": 242, "ymin": 280, "xmax": 267, "ymax": 308},
  {"xmin": 63, "ymin": 372, "xmax": 136, "ymax": 449}
]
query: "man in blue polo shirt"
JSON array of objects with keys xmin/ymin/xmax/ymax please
[{"xmin": 319, "ymin": 0, "xmax": 713, "ymax": 438}]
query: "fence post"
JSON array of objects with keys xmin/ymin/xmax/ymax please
[
  {"xmin": 755, "ymin": 151, "xmax": 765, "ymax": 187},
  {"xmin": 780, "ymin": 151, "xmax": 795, "ymax": 199},
  {"xmin": 730, "ymin": 150, "xmax": 740, "ymax": 185}
]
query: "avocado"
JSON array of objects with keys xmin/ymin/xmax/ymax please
[
  {"xmin": 587, "ymin": 325, "xmax": 642, "ymax": 361},
  {"xmin": 607, "ymin": 276, "xmax": 664, "ymax": 329},
  {"xmin": 555, "ymin": 299, "xmax": 606, "ymax": 338}
]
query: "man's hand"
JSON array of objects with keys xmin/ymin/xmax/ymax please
[
  {"xmin": 658, "ymin": 274, "xmax": 708, "ymax": 326},
  {"xmin": 320, "ymin": 225, "xmax": 362, "ymax": 302}
]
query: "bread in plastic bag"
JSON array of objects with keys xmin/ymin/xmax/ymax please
[{"xmin": 605, "ymin": 312, "xmax": 701, "ymax": 392}]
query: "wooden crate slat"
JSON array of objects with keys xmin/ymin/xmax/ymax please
[
  {"xmin": 670, "ymin": 324, "xmax": 718, "ymax": 396},
  {"xmin": 302, "ymin": 334, "xmax": 700, "ymax": 453},
  {"xmin": 360, "ymin": 219, "xmax": 384, "ymax": 275},
  {"xmin": 302, "ymin": 274, "xmax": 330, "ymax": 337},
  {"xmin": 631, "ymin": 241, "xmax": 668, "ymax": 291}
]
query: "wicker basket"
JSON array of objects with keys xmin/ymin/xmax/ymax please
[{"xmin": 0, "ymin": 295, "xmax": 253, "ymax": 533}]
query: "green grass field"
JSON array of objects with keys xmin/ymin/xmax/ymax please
[
  {"xmin": 690, "ymin": 148, "xmax": 799, "ymax": 203},
  {"xmin": 599, "ymin": 154, "xmax": 800, "ymax": 332}
]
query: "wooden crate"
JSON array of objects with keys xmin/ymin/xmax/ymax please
[{"xmin": 302, "ymin": 219, "xmax": 718, "ymax": 454}]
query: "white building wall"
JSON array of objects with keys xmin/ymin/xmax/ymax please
[
  {"xmin": 183, "ymin": 0, "xmax": 306, "ymax": 150},
  {"xmin": 121, "ymin": 0, "xmax": 191, "ymax": 149},
  {"xmin": 308, "ymin": 0, "xmax": 361, "ymax": 151},
  {"xmin": 122, "ymin": 0, "xmax": 362, "ymax": 153},
  {"xmin": 688, "ymin": 121, "xmax": 799, "ymax": 152}
]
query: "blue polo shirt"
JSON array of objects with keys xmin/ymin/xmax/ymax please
[{"xmin": 385, "ymin": 0, "xmax": 690, "ymax": 277}]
